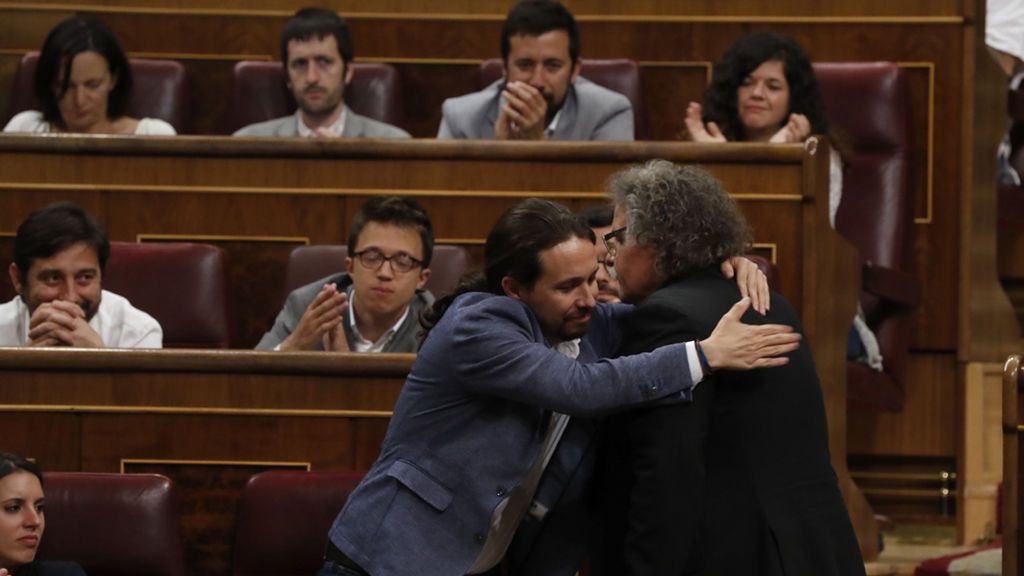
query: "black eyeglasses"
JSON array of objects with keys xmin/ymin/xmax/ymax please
[
  {"xmin": 352, "ymin": 248, "xmax": 423, "ymax": 273},
  {"xmin": 602, "ymin": 226, "xmax": 627, "ymax": 258}
]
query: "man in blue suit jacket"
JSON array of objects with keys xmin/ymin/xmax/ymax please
[{"xmin": 318, "ymin": 199, "xmax": 799, "ymax": 576}]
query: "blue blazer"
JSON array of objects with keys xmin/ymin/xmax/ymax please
[{"xmin": 327, "ymin": 292, "xmax": 696, "ymax": 576}]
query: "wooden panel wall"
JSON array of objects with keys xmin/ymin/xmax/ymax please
[
  {"xmin": 0, "ymin": 136, "xmax": 880, "ymax": 559},
  {"xmin": 0, "ymin": 137, "xmax": 816, "ymax": 348},
  {"xmin": 0, "ymin": 349, "xmax": 408, "ymax": 576},
  {"xmin": 2, "ymin": 0, "xmax": 966, "ymax": 17},
  {"xmin": 0, "ymin": 0, "xmax": 1008, "ymax": 542},
  {"xmin": 0, "ymin": 4, "xmax": 962, "ymax": 352}
]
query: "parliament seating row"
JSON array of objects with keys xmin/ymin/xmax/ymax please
[
  {"xmin": 3, "ymin": 60, "xmax": 921, "ymax": 414},
  {"xmin": 35, "ymin": 470, "xmax": 367, "ymax": 576},
  {"xmin": 103, "ymin": 241, "xmax": 471, "ymax": 349},
  {"xmin": 3, "ymin": 51, "xmax": 647, "ymax": 137}
]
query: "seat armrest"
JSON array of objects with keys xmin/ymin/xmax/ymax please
[{"xmin": 862, "ymin": 261, "xmax": 921, "ymax": 306}]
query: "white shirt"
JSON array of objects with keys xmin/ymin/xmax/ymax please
[
  {"xmin": 3, "ymin": 110, "xmax": 177, "ymax": 135},
  {"xmin": 0, "ymin": 290, "xmax": 163, "ymax": 348},
  {"xmin": 348, "ymin": 290, "xmax": 409, "ymax": 353},
  {"xmin": 296, "ymin": 109, "xmax": 347, "ymax": 138}
]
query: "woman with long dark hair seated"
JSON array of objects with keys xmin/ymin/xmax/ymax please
[
  {"xmin": 3, "ymin": 17, "xmax": 175, "ymax": 135},
  {"xmin": 0, "ymin": 452, "xmax": 84, "ymax": 576}
]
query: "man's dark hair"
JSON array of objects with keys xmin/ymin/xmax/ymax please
[
  {"xmin": 13, "ymin": 202, "xmax": 110, "ymax": 286},
  {"xmin": 280, "ymin": 8, "xmax": 354, "ymax": 65},
  {"xmin": 608, "ymin": 160, "xmax": 751, "ymax": 279},
  {"xmin": 0, "ymin": 451, "xmax": 44, "ymax": 486},
  {"xmin": 576, "ymin": 204, "xmax": 614, "ymax": 229},
  {"xmin": 422, "ymin": 198, "xmax": 593, "ymax": 335},
  {"xmin": 501, "ymin": 0, "xmax": 581, "ymax": 64},
  {"xmin": 699, "ymin": 31, "xmax": 829, "ymax": 142},
  {"xmin": 35, "ymin": 17, "xmax": 133, "ymax": 126},
  {"xmin": 348, "ymin": 196, "xmax": 434, "ymax": 267}
]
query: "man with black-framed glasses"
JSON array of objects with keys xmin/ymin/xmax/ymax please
[{"xmin": 256, "ymin": 196, "xmax": 434, "ymax": 352}]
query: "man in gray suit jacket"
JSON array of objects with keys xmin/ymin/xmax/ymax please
[
  {"xmin": 256, "ymin": 196, "xmax": 433, "ymax": 352},
  {"xmin": 437, "ymin": 1, "xmax": 633, "ymax": 141},
  {"xmin": 234, "ymin": 8, "xmax": 410, "ymax": 139},
  {"xmin": 317, "ymin": 199, "xmax": 800, "ymax": 576}
]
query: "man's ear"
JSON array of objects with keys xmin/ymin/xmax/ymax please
[
  {"xmin": 344, "ymin": 257, "xmax": 354, "ymax": 275},
  {"xmin": 343, "ymin": 62, "xmax": 354, "ymax": 86},
  {"xmin": 501, "ymin": 276, "xmax": 523, "ymax": 300},
  {"xmin": 416, "ymin": 267, "xmax": 431, "ymax": 290},
  {"xmin": 8, "ymin": 262, "xmax": 22, "ymax": 295},
  {"xmin": 569, "ymin": 59, "xmax": 581, "ymax": 84}
]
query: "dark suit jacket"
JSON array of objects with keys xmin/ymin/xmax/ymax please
[
  {"xmin": 327, "ymin": 292, "xmax": 700, "ymax": 576},
  {"xmin": 594, "ymin": 268, "xmax": 864, "ymax": 576}
]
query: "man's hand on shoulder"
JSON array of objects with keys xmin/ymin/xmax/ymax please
[
  {"xmin": 279, "ymin": 284, "xmax": 349, "ymax": 351},
  {"xmin": 700, "ymin": 297, "xmax": 801, "ymax": 371},
  {"xmin": 720, "ymin": 256, "xmax": 770, "ymax": 315},
  {"xmin": 494, "ymin": 81, "xmax": 548, "ymax": 140},
  {"xmin": 27, "ymin": 300, "xmax": 103, "ymax": 347}
]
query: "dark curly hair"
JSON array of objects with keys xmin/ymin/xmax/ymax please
[
  {"xmin": 699, "ymin": 32, "xmax": 829, "ymax": 142},
  {"xmin": 607, "ymin": 160, "xmax": 751, "ymax": 280}
]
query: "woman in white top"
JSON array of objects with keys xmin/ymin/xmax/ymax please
[{"xmin": 3, "ymin": 17, "xmax": 175, "ymax": 136}]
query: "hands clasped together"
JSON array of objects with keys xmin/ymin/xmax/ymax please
[
  {"xmin": 494, "ymin": 81, "xmax": 550, "ymax": 140},
  {"xmin": 27, "ymin": 300, "xmax": 103, "ymax": 348},
  {"xmin": 279, "ymin": 282, "xmax": 351, "ymax": 352}
]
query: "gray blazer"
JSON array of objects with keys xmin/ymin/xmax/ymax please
[
  {"xmin": 234, "ymin": 106, "xmax": 411, "ymax": 138},
  {"xmin": 327, "ymin": 292, "xmax": 697, "ymax": 576},
  {"xmin": 255, "ymin": 272, "xmax": 432, "ymax": 352},
  {"xmin": 437, "ymin": 77, "xmax": 634, "ymax": 141}
]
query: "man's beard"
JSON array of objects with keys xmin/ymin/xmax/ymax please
[
  {"xmin": 544, "ymin": 92, "xmax": 561, "ymax": 126},
  {"xmin": 297, "ymin": 88, "xmax": 343, "ymax": 120}
]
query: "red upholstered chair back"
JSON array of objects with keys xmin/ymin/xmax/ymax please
[
  {"xmin": 5, "ymin": 52, "xmax": 191, "ymax": 133},
  {"xmin": 479, "ymin": 58, "xmax": 649, "ymax": 139},
  {"xmin": 814, "ymin": 62, "xmax": 919, "ymax": 410},
  {"xmin": 233, "ymin": 470, "xmax": 365, "ymax": 576},
  {"xmin": 220, "ymin": 61, "xmax": 403, "ymax": 134},
  {"xmin": 103, "ymin": 242, "xmax": 233, "ymax": 348},
  {"xmin": 283, "ymin": 244, "xmax": 471, "ymax": 300},
  {"xmin": 37, "ymin": 472, "xmax": 186, "ymax": 576}
]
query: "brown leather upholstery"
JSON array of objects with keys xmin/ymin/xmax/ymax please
[
  {"xmin": 283, "ymin": 244, "xmax": 471, "ymax": 300},
  {"xmin": 478, "ymin": 58, "xmax": 649, "ymax": 139},
  {"xmin": 37, "ymin": 472, "xmax": 186, "ymax": 576},
  {"xmin": 814, "ymin": 62, "xmax": 921, "ymax": 411},
  {"xmin": 233, "ymin": 470, "xmax": 365, "ymax": 576},
  {"xmin": 5, "ymin": 52, "xmax": 191, "ymax": 133},
  {"xmin": 103, "ymin": 242, "xmax": 233, "ymax": 348},
  {"xmin": 220, "ymin": 61, "xmax": 404, "ymax": 134}
]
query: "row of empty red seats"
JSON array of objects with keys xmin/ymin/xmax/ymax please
[{"xmin": 37, "ymin": 470, "xmax": 366, "ymax": 576}]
